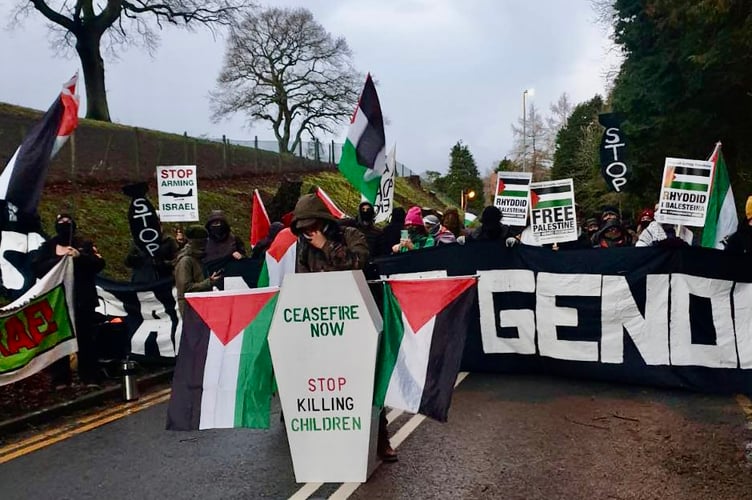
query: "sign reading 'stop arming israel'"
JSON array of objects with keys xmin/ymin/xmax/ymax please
[
  {"xmin": 655, "ymin": 158, "xmax": 713, "ymax": 227},
  {"xmin": 529, "ymin": 178, "xmax": 577, "ymax": 244},
  {"xmin": 156, "ymin": 166, "xmax": 199, "ymax": 222},
  {"xmin": 494, "ymin": 172, "xmax": 531, "ymax": 226}
]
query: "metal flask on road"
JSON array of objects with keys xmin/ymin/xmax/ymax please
[{"xmin": 121, "ymin": 360, "xmax": 140, "ymax": 401}]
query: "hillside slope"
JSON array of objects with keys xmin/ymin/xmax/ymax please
[{"xmin": 38, "ymin": 171, "xmax": 446, "ymax": 281}]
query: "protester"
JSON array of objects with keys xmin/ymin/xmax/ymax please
[
  {"xmin": 594, "ymin": 219, "xmax": 632, "ymax": 248},
  {"xmin": 174, "ymin": 226, "xmax": 187, "ymax": 249},
  {"xmin": 725, "ymin": 196, "xmax": 752, "ymax": 253},
  {"xmin": 124, "ymin": 230, "xmax": 179, "ymax": 283},
  {"xmin": 635, "ymin": 205, "xmax": 693, "ymax": 247},
  {"xmin": 635, "ymin": 208, "xmax": 654, "ymax": 238},
  {"xmin": 381, "ymin": 207, "xmax": 406, "ymax": 256},
  {"xmin": 174, "ymin": 225, "xmax": 222, "ymax": 316},
  {"xmin": 600, "ymin": 205, "xmax": 620, "ymax": 226},
  {"xmin": 203, "ymin": 210, "xmax": 246, "ymax": 264},
  {"xmin": 466, "ymin": 206, "xmax": 510, "ymax": 242},
  {"xmin": 33, "ymin": 213, "xmax": 106, "ymax": 388},
  {"xmin": 423, "ymin": 214, "xmax": 456, "ymax": 245},
  {"xmin": 355, "ymin": 201, "xmax": 384, "ymax": 258},
  {"xmin": 289, "ymin": 194, "xmax": 396, "ymax": 461},
  {"xmin": 442, "ymin": 207, "xmax": 463, "ymax": 237},
  {"xmin": 392, "ymin": 206, "xmax": 434, "ymax": 253},
  {"xmin": 250, "ymin": 222, "xmax": 284, "ymax": 260}
]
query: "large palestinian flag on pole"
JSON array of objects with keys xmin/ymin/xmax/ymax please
[
  {"xmin": 256, "ymin": 228, "xmax": 297, "ymax": 288},
  {"xmin": 0, "ymin": 257, "xmax": 76, "ymax": 386},
  {"xmin": 166, "ymin": 288, "xmax": 279, "ymax": 430},
  {"xmin": 250, "ymin": 189, "xmax": 271, "ymax": 248},
  {"xmin": 338, "ymin": 74, "xmax": 386, "ymax": 204},
  {"xmin": 0, "ymin": 74, "xmax": 79, "ymax": 298},
  {"xmin": 374, "ymin": 276, "xmax": 477, "ymax": 422}
]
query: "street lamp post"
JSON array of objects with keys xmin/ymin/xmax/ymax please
[
  {"xmin": 461, "ymin": 189, "xmax": 476, "ymax": 212},
  {"xmin": 522, "ymin": 88, "xmax": 534, "ymax": 173}
]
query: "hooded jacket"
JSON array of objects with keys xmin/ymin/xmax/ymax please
[
  {"xmin": 204, "ymin": 210, "xmax": 246, "ymax": 263},
  {"xmin": 174, "ymin": 240, "xmax": 214, "ymax": 315},
  {"xmin": 291, "ymin": 194, "xmax": 370, "ymax": 273}
]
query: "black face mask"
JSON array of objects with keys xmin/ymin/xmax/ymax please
[
  {"xmin": 360, "ymin": 207, "xmax": 375, "ymax": 224},
  {"xmin": 208, "ymin": 224, "xmax": 229, "ymax": 241},
  {"xmin": 55, "ymin": 222, "xmax": 74, "ymax": 243}
]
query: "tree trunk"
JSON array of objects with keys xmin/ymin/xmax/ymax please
[{"xmin": 76, "ymin": 34, "xmax": 111, "ymax": 122}]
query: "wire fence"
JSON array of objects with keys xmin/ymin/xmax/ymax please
[{"xmin": 213, "ymin": 136, "xmax": 416, "ymax": 177}]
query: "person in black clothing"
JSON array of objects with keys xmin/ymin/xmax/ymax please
[
  {"xmin": 204, "ymin": 210, "xmax": 246, "ymax": 263},
  {"xmin": 725, "ymin": 196, "xmax": 752, "ymax": 254},
  {"xmin": 124, "ymin": 231, "xmax": 179, "ymax": 283},
  {"xmin": 381, "ymin": 207, "xmax": 406, "ymax": 256},
  {"xmin": 33, "ymin": 213, "xmax": 106, "ymax": 387},
  {"xmin": 467, "ymin": 206, "xmax": 510, "ymax": 242},
  {"xmin": 355, "ymin": 201, "xmax": 384, "ymax": 258}
]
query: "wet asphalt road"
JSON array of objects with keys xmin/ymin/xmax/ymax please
[{"xmin": 1, "ymin": 373, "xmax": 751, "ymax": 500}]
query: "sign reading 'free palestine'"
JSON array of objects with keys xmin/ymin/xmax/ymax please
[{"xmin": 268, "ymin": 271, "xmax": 383, "ymax": 483}]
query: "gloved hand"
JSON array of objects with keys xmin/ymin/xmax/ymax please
[
  {"xmin": 505, "ymin": 237, "xmax": 519, "ymax": 248},
  {"xmin": 457, "ymin": 235, "xmax": 466, "ymax": 245}
]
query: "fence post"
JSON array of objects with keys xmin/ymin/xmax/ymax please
[
  {"xmin": 183, "ymin": 132, "xmax": 189, "ymax": 163},
  {"xmin": 254, "ymin": 135, "xmax": 259, "ymax": 172},
  {"xmin": 193, "ymin": 137, "xmax": 198, "ymax": 168},
  {"xmin": 134, "ymin": 127, "xmax": 141, "ymax": 178},
  {"xmin": 222, "ymin": 134, "xmax": 227, "ymax": 171},
  {"xmin": 331, "ymin": 140, "xmax": 336, "ymax": 165}
]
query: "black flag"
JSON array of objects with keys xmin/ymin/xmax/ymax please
[
  {"xmin": 122, "ymin": 182, "xmax": 162, "ymax": 257},
  {"xmin": 598, "ymin": 113, "xmax": 630, "ymax": 192}
]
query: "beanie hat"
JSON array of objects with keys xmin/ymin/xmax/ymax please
[
  {"xmin": 423, "ymin": 214, "xmax": 440, "ymax": 227},
  {"xmin": 746, "ymin": 196, "xmax": 752, "ymax": 220},
  {"xmin": 639, "ymin": 208, "xmax": 655, "ymax": 222},
  {"xmin": 404, "ymin": 206, "xmax": 424, "ymax": 227},
  {"xmin": 185, "ymin": 225, "xmax": 208, "ymax": 241}
]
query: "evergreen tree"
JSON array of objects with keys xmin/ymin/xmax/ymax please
[{"xmin": 442, "ymin": 141, "xmax": 485, "ymax": 213}]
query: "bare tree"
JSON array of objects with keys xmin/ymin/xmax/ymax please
[
  {"xmin": 210, "ymin": 7, "xmax": 361, "ymax": 155},
  {"xmin": 545, "ymin": 92, "xmax": 573, "ymax": 154},
  {"xmin": 510, "ymin": 102, "xmax": 548, "ymax": 180},
  {"xmin": 13, "ymin": 0, "xmax": 249, "ymax": 121}
]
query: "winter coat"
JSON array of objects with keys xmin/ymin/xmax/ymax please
[
  {"xmin": 124, "ymin": 235, "xmax": 179, "ymax": 283},
  {"xmin": 174, "ymin": 242, "xmax": 214, "ymax": 316},
  {"xmin": 297, "ymin": 227, "xmax": 370, "ymax": 273},
  {"xmin": 725, "ymin": 224, "xmax": 752, "ymax": 254},
  {"xmin": 204, "ymin": 210, "xmax": 246, "ymax": 263}
]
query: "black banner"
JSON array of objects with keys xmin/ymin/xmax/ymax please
[
  {"xmin": 375, "ymin": 242, "xmax": 752, "ymax": 395},
  {"xmin": 598, "ymin": 113, "xmax": 630, "ymax": 192},
  {"xmin": 122, "ymin": 182, "xmax": 162, "ymax": 258}
]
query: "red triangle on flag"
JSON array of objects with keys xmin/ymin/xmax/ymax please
[
  {"xmin": 316, "ymin": 187, "xmax": 347, "ymax": 219},
  {"xmin": 497, "ymin": 179, "xmax": 506, "ymax": 196},
  {"xmin": 267, "ymin": 228, "xmax": 297, "ymax": 262},
  {"xmin": 250, "ymin": 189, "xmax": 271, "ymax": 248},
  {"xmin": 530, "ymin": 190, "xmax": 540, "ymax": 208},
  {"xmin": 187, "ymin": 291, "xmax": 277, "ymax": 346},
  {"xmin": 389, "ymin": 278, "xmax": 476, "ymax": 333}
]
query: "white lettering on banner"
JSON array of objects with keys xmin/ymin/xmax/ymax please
[
  {"xmin": 603, "ymin": 127, "xmax": 628, "ymax": 191},
  {"xmin": 734, "ymin": 283, "xmax": 752, "ymax": 369},
  {"xmin": 669, "ymin": 274, "xmax": 736, "ymax": 368},
  {"xmin": 536, "ymin": 273, "xmax": 601, "ymax": 362},
  {"xmin": 478, "ymin": 270, "xmax": 747, "ymax": 369},
  {"xmin": 600, "ymin": 275, "xmax": 669, "ymax": 365},
  {"xmin": 478, "ymin": 270, "xmax": 536, "ymax": 354}
]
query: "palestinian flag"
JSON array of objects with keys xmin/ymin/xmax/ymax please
[
  {"xmin": 167, "ymin": 288, "xmax": 279, "ymax": 430},
  {"xmin": 530, "ymin": 180, "xmax": 573, "ymax": 209},
  {"xmin": 664, "ymin": 163, "xmax": 712, "ymax": 193},
  {"xmin": 257, "ymin": 228, "xmax": 297, "ymax": 288},
  {"xmin": 0, "ymin": 74, "xmax": 79, "ymax": 215},
  {"xmin": 0, "ymin": 258, "xmax": 76, "ymax": 386},
  {"xmin": 702, "ymin": 143, "xmax": 738, "ymax": 249},
  {"xmin": 250, "ymin": 189, "xmax": 271, "ymax": 248},
  {"xmin": 496, "ymin": 173, "xmax": 530, "ymax": 197},
  {"xmin": 338, "ymin": 74, "xmax": 386, "ymax": 204},
  {"xmin": 315, "ymin": 187, "xmax": 348, "ymax": 219},
  {"xmin": 374, "ymin": 277, "xmax": 477, "ymax": 422}
]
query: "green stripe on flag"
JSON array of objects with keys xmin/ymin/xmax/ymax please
[
  {"xmin": 670, "ymin": 181, "xmax": 708, "ymax": 192},
  {"xmin": 339, "ymin": 140, "xmax": 382, "ymax": 204},
  {"xmin": 257, "ymin": 261, "xmax": 270, "ymax": 288},
  {"xmin": 0, "ymin": 285, "xmax": 74, "ymax": 374},
  {"xmin": 535, "ymin": 199, "xmax": 572, "ymax": 209},
  {"xmin": 234, "ymin": 294, "xmax": 278, "ymax": 428},
  {"xmin": 501, "ymin": 190, "xmax": 528, "ymax": 198},
  {"xmin": 373, "ymin": 284, "xmax": 405, "ymax": 407}
]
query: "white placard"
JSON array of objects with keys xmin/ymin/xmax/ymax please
[
  {"xmin": 494, "ymin": 171, "xmax": 532, "ymax": 226},
  {"xmin": 268, "ymin": 271, "xmax": 382, "ymax": 483},
  {"xmin": 156, "ymin": 165, "xmax": 199, "ymax": 222},
  {"xmin": 529, "ymin": 178, "xmax": 577, "ymax": 245},
  {"xmin": 655, "ymin": 157, "xmax": 714, "ymax": 227}
]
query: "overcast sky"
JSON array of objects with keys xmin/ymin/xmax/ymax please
[{"xmin": 0, "ymin": 0, "xmax": 618, "ymax": 174}]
